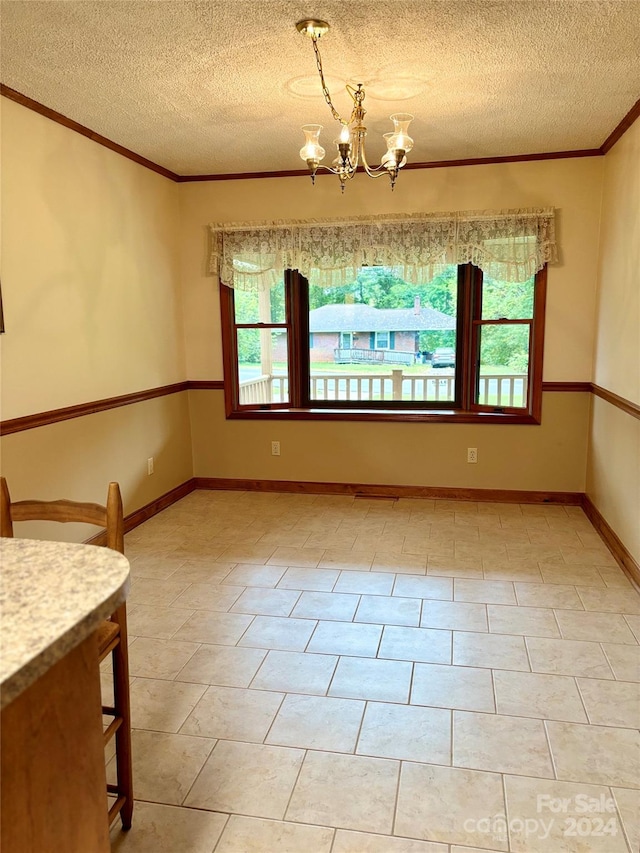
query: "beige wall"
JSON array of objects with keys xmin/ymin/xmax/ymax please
[
  {"xmin": 587, "ymin": 119, "xmax": 640, "ymax": 562},
  {"xmin": 1, "ymin": 98, "xmax": 186, "ymax": 419},
  {"xmin": 180, "ymin": 157, "xmax": 604, "ymax": 492},
  {"xmin": 190, "ymin": 391, "xmax": 590, "ymax": 493},
  {"xmin": 0, "ymin": 98, "xmax": 193, "ymax": 527},
  {"xmin": 1, "ymin": 394, "xmax": 193, "ymax": 542}
]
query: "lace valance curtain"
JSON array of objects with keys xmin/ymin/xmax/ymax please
[{"xmin": 209, "ymin": 208, "xmax": 557, "ymax": 291}]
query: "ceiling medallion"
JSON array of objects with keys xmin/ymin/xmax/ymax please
[{"xmin": 296, "ymin": 19, "xmax": 414, "ymax": 192}]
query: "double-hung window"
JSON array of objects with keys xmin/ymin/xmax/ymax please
[{"xmin": 214, "ymin": 208, "xmax": 555, "ymax": 424}]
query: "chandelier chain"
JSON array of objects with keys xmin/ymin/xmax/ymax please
[{"xmin": 311, "ymin": 35, "xmax": 357, "ymax": 127}]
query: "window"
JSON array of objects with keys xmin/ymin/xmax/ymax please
[{"xmin": 220, "ymin": 264, "xmax": 546, "ymax": 423}]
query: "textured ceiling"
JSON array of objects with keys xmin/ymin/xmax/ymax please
[{"xmin": 2, "ymin": 1, "xmax": 640, "ymax": 176}]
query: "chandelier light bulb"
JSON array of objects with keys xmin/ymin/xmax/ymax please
[{"xmin": 339, "ymin": 124, "xmax": 351, "ymax": 144}]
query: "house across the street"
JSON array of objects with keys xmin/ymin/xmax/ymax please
[{"xmin": 296, "ymin": 298, "xmax": 456, "ymax": 364}]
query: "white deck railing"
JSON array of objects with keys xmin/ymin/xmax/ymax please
[{"xmin": 239, "ymin": 370, "xmax": 528, "ymax": 407}]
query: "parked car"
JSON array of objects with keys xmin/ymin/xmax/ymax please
[{"xmin": 432, "ymin": 347, "xmax": 456, "ymax": 368}]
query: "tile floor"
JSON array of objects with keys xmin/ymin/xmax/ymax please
[{"xmin": 107, "ymin": 490, "xmax": 640, "ymax": 852}]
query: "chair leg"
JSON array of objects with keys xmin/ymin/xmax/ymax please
[{"xmin": 112, "ymin": 605, "xmax": 133, "ymax": 829}]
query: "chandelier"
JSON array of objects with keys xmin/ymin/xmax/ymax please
[{"xmin": 296, "ymin": 19, "xmax": 415, "ymax": 192}]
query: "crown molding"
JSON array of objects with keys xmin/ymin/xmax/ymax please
[
  {"xmin": 0, "ymin": 84, "xmax": 179, "ymax": 181},
  {"xmin": 3, "ymin": 84, "xmax": 639, "ymax": 183}
]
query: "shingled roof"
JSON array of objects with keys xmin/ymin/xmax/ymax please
[{"xmin": 309, "ymin": 303, "xmax": 456, "ymax": 333}]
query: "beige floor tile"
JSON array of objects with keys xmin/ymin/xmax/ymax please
[
  {"xmin": 267, "ymin": 546, "xmax": 325, "ymax": 567},
  {"xmin": 493, "ymin": 670, "xmax": 587, "ymax": 722},
  {"xmin": 127, "ymin": 604, "xmax": 195, "ymax": 639},
  {"xmin": 612, "ymin": 787, "xmax": 640, "ymax": 853},
  {"xmin": 379, "ymin": 626, "xmax": 452, "ymax": 664},
  {"xmin": 291, "ymin": 591, "xmax": 360, "ymax": 621},
  {"xmin": 454, "ymin": 579, "xmax": 516, "ymax": 605},
  {"xmin": 220, "ymin": 564, "xmax": 285, "ymax": 588},
  {"xmin": 334, "ymin": 831, "xmax": 447, "ymax": 852},
  {"xmin": 602, "ymin": 642, "xmax": 640, "ymax": 681},
  {"xmin": 319, "ymin": 550, "xmax": 375, "ymax": 571},
  {"xmin": 286, "ymin": 751, "xmax": 399, "ymax": 834},
  {"xmin": 169, "ymin": 543, "xmax": 228, "ymax": 562},
  {"xmin": 112, "ymin": 729, "xmax": 214, "ymax": 806},
  {"xmin": 172, "ymin": 583, "xmax": 245, "ymax": 612},
  {"xmin": 598, "ymin": 566, "xmax": 635, "ymax": 588},
  {"xmin": 306, "ymin": 531, "xmax": 357, "ymax": 550},
  {"xmin": 237, "ymin": 615, "xmax": 317, "ymax": 651},
  {"xmin": 175, "ymin": 643, "xmax": 267, "ymax": 687},
  {"xmin": 527, "ymin": 637, "xmax": 614, "ymax": 678},
  {"xmin": 307, "ymin": 620, "xmax": 383, "ymax": 657},
  {"xmin": 355, "ymin": 594, "xmax": 421, "ymax": 627},
  {"xmin": 180, "ymin": 684, "xmax": 284, "ymax": 741},
  {"xmin": 450, "ymin": 848, "xmax": 506, "ymax": 853},
  {"xmin": 561, "ymin": 546, "xmax": 617, "ymax": 567},
  {"xmin": 276, "ymin": 566, "xmax": 339, "ymax": 591},
  {"xmin": 411, "ymin": 663, "xmax": 495, "ymax": 712},
  {"xmin": 335, "ymin": 570, "xmax": 395, "ymax": 595},
  {"xmin": 218, "ymin": 544, "xmax": 276, "ymax": 564},
  {"xmin": 128, "ymin": 554, "xmax": 186, "ymax": 580},
  {"xmin": 624, "ymin": 613, "xmax": 640, "ymax": 640},
  {"xmin": 251, "ymin": 649, "xmax": 338, "ymax": 695},
  {"xmin": 395, "ymin": 762, "xmax": 507, "ymax": 849},
  {"xmin": 421, "ymin": 600, "xmax": 488, "ymax": 632},
  {"xmin": 110, "ymin": 801, "xmax": 228, "ymax": 852},
  {"xmin": 357, "ymin": 532, "xmax": 407, "ymax": 552},
  {"xmin": 577, "ymin": 586, "xmax": 640, "ymax": 614},
  {"xmin": 482, "ymin": 563, "xmax": 544, "ymax": 583},
  {"xmin": 503, "ymin": 775, "xmax": 630, "ymax": 853},
  {"xmin": 454, "ymin": 711, "xmax": 554, "ymax": 777},
  {"xmin": 547, "ymin": 721, "xmax": 640, "ymax": 788},
  {"xmin": 356, "ymin": 701, "xmax": 451, "ymax": 764},
  {"xmin": 170, "ymin": 561, "xmax": 236, "ymax": 584},
  {"xmin": 540, "ymin": 565, "xmax": 606, "ymax": 586},
  {"xmin": 128, "ymin": 577, "xmax": 190, "ymax": 607},
  {"xmin": 173, "ymin": 610, "xmax": 254, "ymax": 645},
  {"xmin": 256, "ymin": 530, "xmax": 311, "ymax": 547},
  {"xmin": 453, "ymin": 631, "xmax": 529, "ymax": 671},
  {"xmin": 266, "ymin": 693, "xmax": 365, "ymax": 752},
  {"xmin": 372, "ymin": 551, "xmax": 428, "ymax": 576},
  {"xmin": 215, "ymin": 816, "xmax": 334, "ymax": 853},
  {"xmin": 488, "ymin": 604, "xmax": 560, "ymax": 638},
  {"xmin": 577, "ymin": 677, "xmax": 640, "ymax": 728},
  {"xmin": 555, "ymin": 610, "xmax": 638, "ymax": 644},
  {"xmin": 329, "ymin": 656, "xmax": 413, "ymax": 702},
  {"xmin": 128, "ymin": 637, "xmax": 200, "ymax": 679},
  {"xmin": 392, "ymin": 575, "xmax": 453, "ymax": 600},
  {"xmin": 230, "ymin": 587, "xmax": 301, "ymax": 617},
  {"xmin": 514, "ymin": 582, "xmax": 584, "ymax": 610},
  {"xmin": 185, "ymin": 740, "xmax": 304, "ymax": 818},
  {"xmin": 130, "ymin": 678, "xmax": 207, "ymax": 732},
  {"xmin": 428, "ymin": 557, "xmax": 484, "ymax": 579}
]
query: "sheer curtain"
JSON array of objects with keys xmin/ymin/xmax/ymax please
[{"xmin": 209, "ymin": 208, "xmax": 557, "ymax": 291}]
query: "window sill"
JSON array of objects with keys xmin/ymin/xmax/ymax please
[{"xmin": 227, "ymin": 407, "xmax": 541, "ymax": 425}]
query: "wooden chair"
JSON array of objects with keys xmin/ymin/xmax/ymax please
[{"xmin": 0, "ymin": 477, "xmax": 133, "ymax": 830}]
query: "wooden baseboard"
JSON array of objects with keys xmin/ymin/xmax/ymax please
[
  {"xmin": 581, "ymin": 495, "xmax": 640, "ymax": 588},
  {"xmin": 86, "ymin": 479, "xmax": 196, "ymax": 546},
  {"xmin": 84, "ymin": 477, "xmax": 638, "ymax": 591},
  {"xmin": 193, "ymin": 476, "xmax": 583, "ymax": 505}
]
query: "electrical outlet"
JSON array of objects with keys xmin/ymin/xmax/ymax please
[
  {"xmin": 147, "ymin": 456, "xmax": 154, "ymax": 475},
  {"xmin": 271, "ymin": 441, "xmax": 281, "ymax": 456},
  {"xmin": 467, "ymin": 447, "xmax": 478, "ymax": 464}
]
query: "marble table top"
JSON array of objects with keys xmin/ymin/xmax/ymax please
[{"xmin": 0, "ymin": 538, "xmax": 130, "ymax": 708}]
